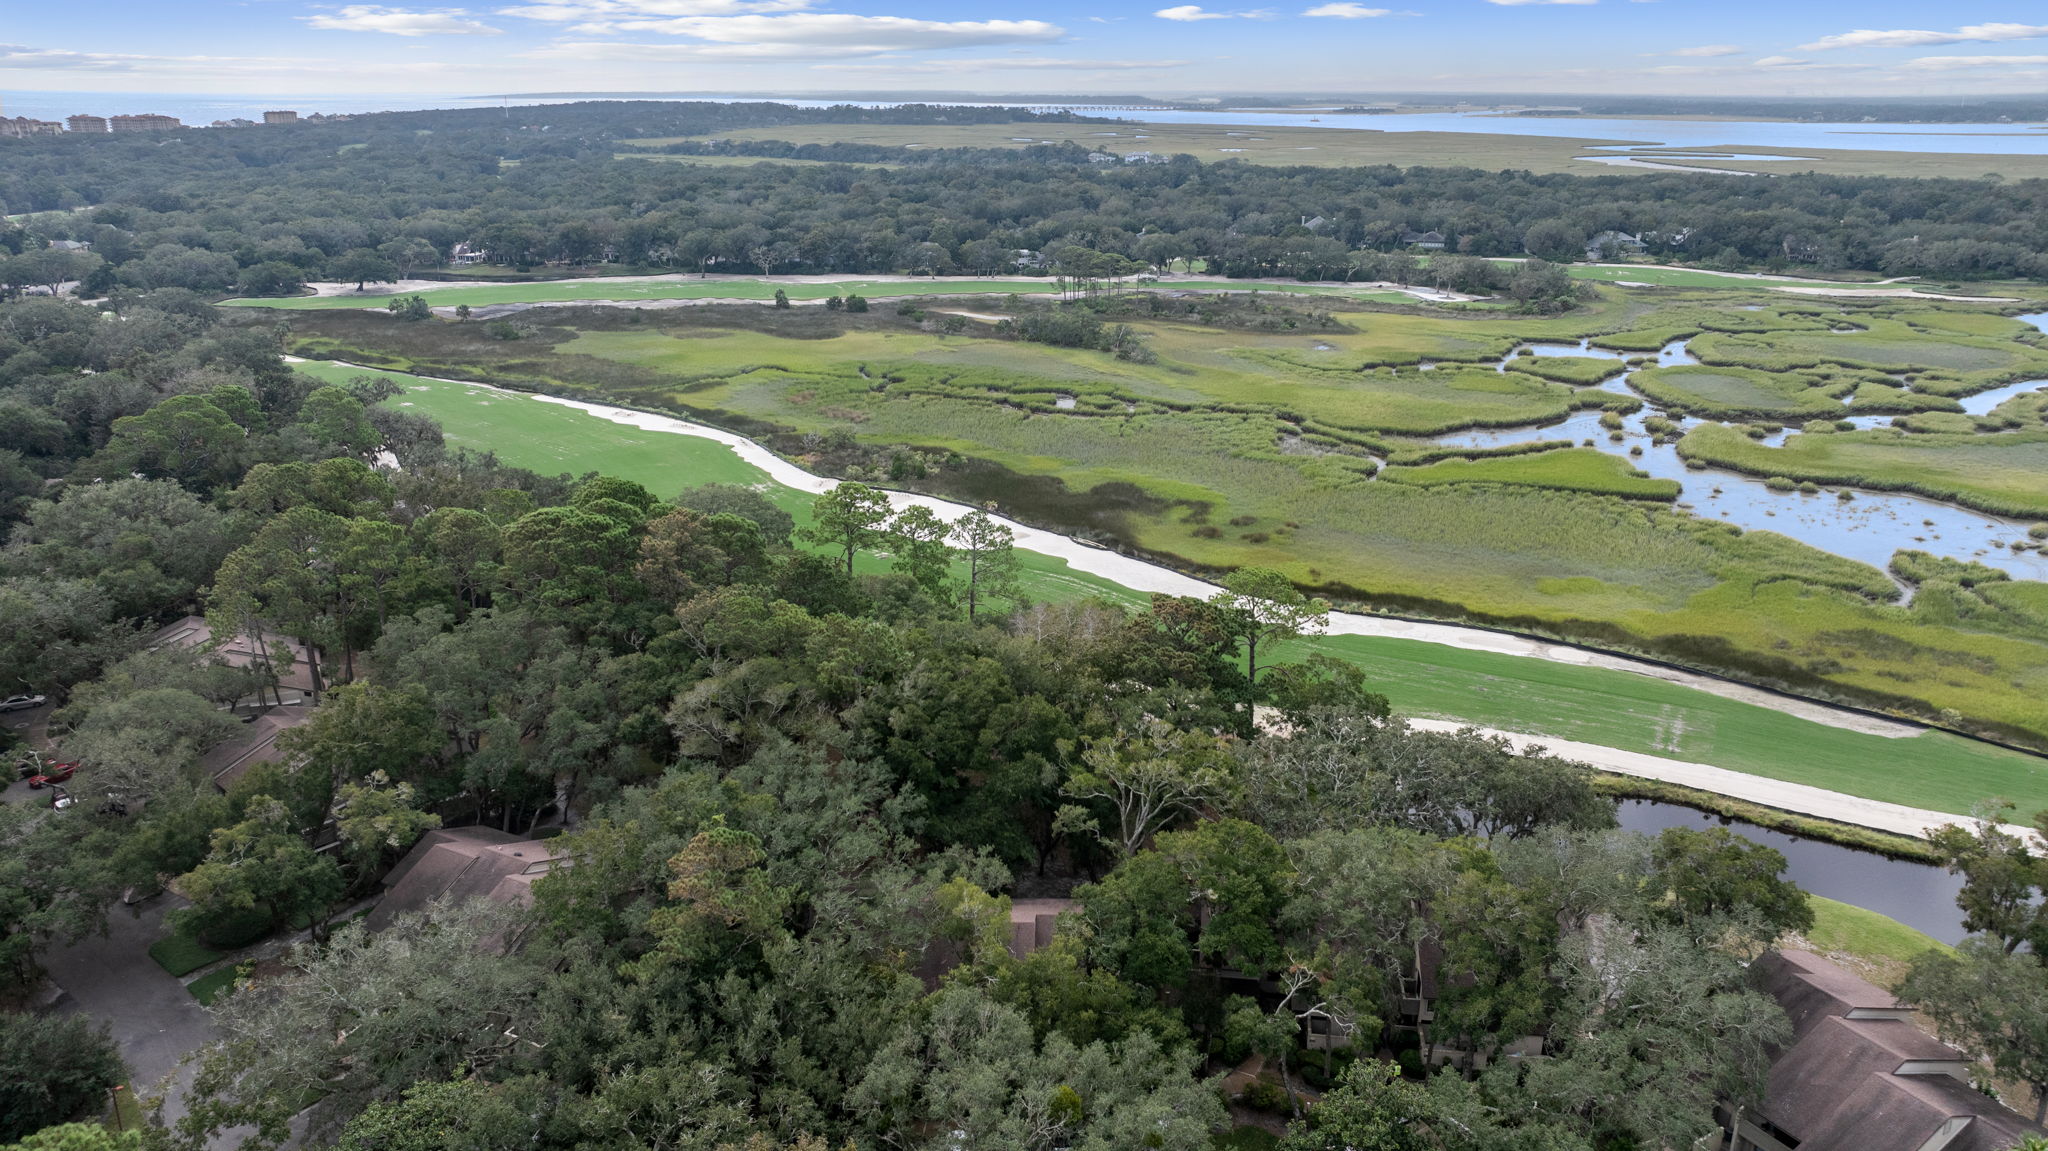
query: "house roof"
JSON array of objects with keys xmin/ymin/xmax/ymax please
[
  {"xmin": 365, "ymin": 827, "xmax": 560, "ymax": 934},
  {"xmin": 200, "ymin": 705, "xmax": 314, "ymax": 792},
  {"xmin": 1750, "ymin": 950, "xmax": 2044, "ymax": 1151},
  {"xmin": 1007, "ymin": 899, "xmax": 1073, "ymax": 960},
  {"xmin": 148, "ymin": 615, "xmax": 320, "ymax": 695}
]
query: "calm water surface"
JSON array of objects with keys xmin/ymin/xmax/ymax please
[
  {"xmin": 1428, "ymin": 326, "xmax": 2048, "ymax": 582},
  {"xmin": 1116, "ymin": 109, "xmax": 2048, "ymax": 158},
  {"xmin": 1616, "ymin": 799, "xmax": 1967, "ymax": 944}
]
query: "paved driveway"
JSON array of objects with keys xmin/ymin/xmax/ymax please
[{"xmin": 44, "ymin": 897, "xmax": 219, "ymax": 1131}]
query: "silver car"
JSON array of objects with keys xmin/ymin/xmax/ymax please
[{"xmin": 0, "ymin": 694, "xmax": 47, "ymax": 712}]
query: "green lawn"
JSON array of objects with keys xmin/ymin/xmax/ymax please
[
  {"xmin": 1802, "ymin": 896, "xmax": 1952, "ymax": 981},
  {"xmin": 147, "ymin": 929, "xmax": 224, "ymax": 978},
  {"xmin": 186, "ymin": 966, "xmax": 242, "ymax": 1006},
  {"xmin": 315, "ymin": 358, "xmax": 2048, "ymax": 819}
]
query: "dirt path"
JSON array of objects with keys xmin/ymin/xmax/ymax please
[{"xmin": 1406, "ymin": 719, "xmax": 2034, "ymax": 843}]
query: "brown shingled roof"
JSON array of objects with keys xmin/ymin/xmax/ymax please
[
  {"xmin": 366, "ymin": 828, "xmax": 559, "ymax": 935},
  {"xmin": 1742, "ymin": 949, "xmax": 2046, "ymax": 1151}
]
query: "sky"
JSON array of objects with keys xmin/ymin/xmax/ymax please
[{"xmin": 7, "ymin": 1, "xmax": 2048, "ymax": 102}]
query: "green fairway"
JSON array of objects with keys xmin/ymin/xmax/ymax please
[
  {"xmin": 225, "ymin": 278, "xmax": 1416, "ymax": 312},
  {"xmin": 311, "ymin": 358, "xmax": 2048, "ymax": 820}
]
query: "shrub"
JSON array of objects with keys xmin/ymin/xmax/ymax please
[
  {"xmin": 1764, "ymin": 475, "xmax": 1797, "ymax": 491},
  {"xmin": 2031, "ymin": 524, "xmax": 2048, "ymax": 540},
  {"xmin": 1241, "ymin": 1080, "xmax": 1290, "ymax": 1113},
  {"xmin": 845, "ymin": 294, "xmax": 869, "ymax": 313},
  {"xmin": 1395, "ymin": 1048, "xmax": 1426, "ymax": 1079}
]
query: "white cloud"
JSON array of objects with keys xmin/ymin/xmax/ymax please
[
  {"xmin": 1303, "ymin": 3, "xmax": 1390, "ymax": 16},
  {"xmin": 1668, "ymin": 44, "xmax": 1741, "ymax": 57},
  {"xmin": 1801, "ymin": 23, "xmax": 2048, "ymax": 50},
  {"xmin": 1752, "ymin": 55, "xmax": 1811, "ymax": 68},
  {"xmin": 526, "ymin": 14, "xmax": 1065, "ymax": 61},
  {"xmin": 1155, "ymin": 5, "xmax": 1232, "ymax": 19},
  {"xmin": 496, "ymin": 0, "xmax": 810, "ymax": 20},
  {"xmin": 305, "ymin": 6, "xmax": 504, "ymax": 35},
  {"xmin": 1902, "ymin": 54, "xmax": 2048, "ymax": 71},
  {"xmin": 814, "ymin": 56, "xmax": 1191, "ymax": 74},
  {"xmin": 0, "ymin": 44, "xmax": 146, "ymax": 70}
]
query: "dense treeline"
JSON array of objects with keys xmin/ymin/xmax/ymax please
[
  {"xmin": 0, "ymin": 284, "xmax": 1837, "ymax": 1150},
  {"xmin": 4, "ymin": 100, "xmax": 2048, "ymax": 300}
]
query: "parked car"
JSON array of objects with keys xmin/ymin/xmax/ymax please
[
  {"xmin": 48, "ymin": 785, "xmax": 75, "ymax": 810},
  {"xmin": 27, "ymin": 761, "xmax": 77, "ymax": 788},
  {"xmin": 0, "ymin": 694, "xmax": 48, "ymax": 713}
]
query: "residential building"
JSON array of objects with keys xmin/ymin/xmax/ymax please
[
  {"xmin": 1121, "ymin": 151, "xmax": 1167, "ymax": 164},
  {"xmin": 1393, "ymin": 937, "xmax": 1547, "ymax": 1070},
  {"xmin": 1402, "ymin": 230, "xmax": 1448, "ymax": 250},
  {"xmin": 449, "ymin": 242, "xmax": 488, "ymax": 266},
  {"xmin": 1087, "ymin": 151, "xmax": 1120, "ymax": 164},
  {"xmin": 1586, "ymin": 229, "xmax": 1647, "ymax": 260},
  {"xmin": 366, "ymin": 828, "xmax": 563, "ymax": 938},
  {"xmin": 0, "ymin": 116, "xmax": 64, "ymax": 139},
  {"xmin": 145, "ymin": 615, "xmax": 321, "ymax": 792},
  {"xmin": 1715, "ymin": 950, "xmax": 2046, "ymax": 1151},
  {"xmin": 47, "ymin": 240, "xmax": 91, "ymax": 252},
  {"xmin": 109, "ymin": 113, "xmax": 182, "ymax": 133},
  {"xmin": 263, "ymin": 110, "xmax": 300, "ymax": 125},
  {"xmin": 67, "ymin": 114, "xmax": 107, "ymax": 134}
]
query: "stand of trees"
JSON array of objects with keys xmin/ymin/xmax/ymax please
[
  {"xmin": 0, "ymin": 286, "xmax": 1834, "ymax": 1149},
  {"xmin": 5, "ymin": 100, "xmax": 2048, "ymax": 299}
]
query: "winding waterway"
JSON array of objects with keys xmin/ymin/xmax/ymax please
[{"xmin": 1428, "ymin": 321, "xmax": 2048, "ymax": 583}]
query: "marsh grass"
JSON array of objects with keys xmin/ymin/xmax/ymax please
[
  {"xmin": 291, "ymin": 292, "xmax": 2048, "ymax": 747},
  {"xmin": 1378, "ymin": 448, "xmax": 1680, "ymax": 501},
  {"xmin": 1678, "ymin": 423, "xmax": 2048, "ymax": 518}
]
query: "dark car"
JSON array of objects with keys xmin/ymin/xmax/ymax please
[
  {"xmin": 48, "ymin": 785, "xmax": 75, "ymax": 810},
  {"xmin": 0, "ymin": 694, "xmax": 47, "ymax": 713},
  {"xmin": 27, "ymin": 761, "xmax": 77, "ymax": 788}
]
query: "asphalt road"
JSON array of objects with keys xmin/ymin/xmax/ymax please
[{"xmin": 45, "ymin": 896, "xmax": 219, "ymax": 1132}]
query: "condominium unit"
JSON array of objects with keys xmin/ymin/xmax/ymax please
[{"xmin": 109, "ymin": 113, "xmax": 183, "ymax": 133}]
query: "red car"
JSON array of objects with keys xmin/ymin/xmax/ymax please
[{"xmin": 27, "ymin": 761, "xmax": 77, "ymax": 788}]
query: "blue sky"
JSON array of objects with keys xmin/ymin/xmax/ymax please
[{"xmin": 6, "ymin": 2, "xmax": 2048, "ymax": 98}]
